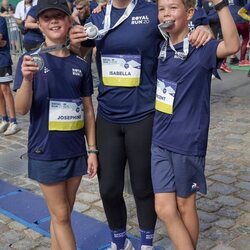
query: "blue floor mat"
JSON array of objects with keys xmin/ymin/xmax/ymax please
[
  {"xmin": 0, "ymin": 180, "xmax": 162, "ymax": 250},
  {"xmin": 0, "ymin": 179, "xmax": 21, "ymax": 197}
]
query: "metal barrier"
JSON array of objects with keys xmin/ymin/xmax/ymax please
[{"xmin": 4, "ymin": 16, "xmax": 23, "ymax": 56}]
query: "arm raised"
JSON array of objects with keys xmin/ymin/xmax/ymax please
[{"xmin": 212, "ymin": 1, "xmax": 240, "ymax": 59}]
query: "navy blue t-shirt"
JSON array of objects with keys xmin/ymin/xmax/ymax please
[
  {"xmin": 90, "ymin": 1, "xmax": 98, "ymax": 12},
  {"xmin": 23, "ymin": 6, "xmax": 44, "ymax": 45},
  {"xmin": 202, "ymin": 0, "xmax": 219, "ymax": 24},
  {"xmin": 0, "ymin": 17, "xmax": 12, "ymax": 68},
  {"xmin": 86, "ymin": 0, "xmax": 161, "ymax": 123},
  {"xmin": 191, "ymin": 6, "xmax": 209, "ymax": 28},
  {"xmin": 153, "ymin": 40, "xmax": 220, "ymax": 156},
  {"xmin": 14, "ymin": 53, "xmax": 93, "ymax": 160}
]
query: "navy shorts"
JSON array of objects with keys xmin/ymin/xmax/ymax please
[
  {"xmin": 0, "ymin": 66, "xmax": 12, "ymax": 84},
  {"xmin": 28, "ymin": 155, "xmax": 87, "ymax": 184},
  {"xmin": 151, "ymin": 144, "xmax": 207, "ymax": 198}
]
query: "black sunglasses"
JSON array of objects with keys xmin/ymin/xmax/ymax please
[{"xmin": 76, "ymin": 5, "xmax": 86, "ymax": 10}]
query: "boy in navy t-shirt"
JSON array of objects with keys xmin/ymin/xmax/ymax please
[{"xmin": 151, "ymin": 0, "xmax": 240, "ymax": 249}]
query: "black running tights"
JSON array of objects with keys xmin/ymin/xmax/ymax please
[{"xmin": 96, "ymin": 113, "xmax": 157, "ymax": 231}]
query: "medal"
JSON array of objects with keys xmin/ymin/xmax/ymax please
[
  {"xmin": 84, "ymin": 22, "xmax": 99, "ymax": 39},
  {"xmin": 158, "ymin": 20, "xmax": 175, "ymax": 30},
  {"xmin": 31, "ymin": 54, "xmax": 44, "ymax": 70}
]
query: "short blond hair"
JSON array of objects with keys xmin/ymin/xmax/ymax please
[
  {"xmin": 156, "ymin": 0, "xmax": 196, "ymax": 9},
  {"xmin": 182, "ymin": 0, "xmax": 196, "ymax": 9}
]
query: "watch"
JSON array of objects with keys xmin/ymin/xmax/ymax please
[{"xmin": 214, "ymin": 0, "xmax": 229, "ymax": 11}]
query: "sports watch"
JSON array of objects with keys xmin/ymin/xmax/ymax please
[{"xmin": 214, "ymin": 0, "xmax": 229, "ymax": 11}]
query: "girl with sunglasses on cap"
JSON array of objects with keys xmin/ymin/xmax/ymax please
[{"xmin": 14, "ymin": 0, "xmax": 98, "ymax": 249}]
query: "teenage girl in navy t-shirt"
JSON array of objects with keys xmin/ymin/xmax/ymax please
[{"xmin": 14, "ymin": 0, "xmax": 98, "ymax": 249}]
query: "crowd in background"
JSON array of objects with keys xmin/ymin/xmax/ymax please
[
  {"xmin": 0, "ymin": 0, "xmax": 101, "ymax": 53},
  {"xmin": 0, "ymin": 0, "xmax": 249, "ymax": 69}
]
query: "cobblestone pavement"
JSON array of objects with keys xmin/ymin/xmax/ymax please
[{"xmin": 0, "ymin": 66, "xmax": 249, "ymax": 249}]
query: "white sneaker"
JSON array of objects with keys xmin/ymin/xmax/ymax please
[
  {"xmin": 3, "ymin": 122, "xmax": 21, "ymax": 136},
  {"xmin": 109, "ymin": 239, "xmax": 135, "ymax": 250},
  {"xmin": 141, "ymin": 245, "xmax": 154, "ymax": 250},
  {"xmin": 0, "ymin": 120, "xmax": 9, "ymax": 133}
]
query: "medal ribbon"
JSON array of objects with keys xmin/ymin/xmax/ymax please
[
  {"xmin": 158, "ymin": 25, "xmax": 190, "ymax": 61},
  {"xmin": 96, "ymin": 0, "xmax": 138, "ymax": 40},
  {"xmin": 30, "ymin": 42, "xmax": 68, "ymax": 56}
]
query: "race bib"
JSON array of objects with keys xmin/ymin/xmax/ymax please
[
  {"xmin": 101, "ymin": 54, "xmax": 141, "ymax": 87},
  {"xmin": 155, "ymin": 79, "xmax": 177, "ymax": 114},
  {"xmin": 48, "ymin": 99, "xmax": 84, "ymax": 131}
]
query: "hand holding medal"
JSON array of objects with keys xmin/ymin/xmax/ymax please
[
  {"xmin": 29, "ymin": 43, "xmax": 68, "ymax": 71},
  {"xmin": 21, "ymin": 55, "xmax": 40, "ymax": 82}
]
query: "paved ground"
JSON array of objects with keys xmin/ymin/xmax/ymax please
[{"xmin": 0, "ymin": 60, "xmax": 249, "ymax": 249}]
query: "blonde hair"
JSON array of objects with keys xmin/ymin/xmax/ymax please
[
  {"xmin": 74, "ymin": 0, "xmax": 89, "ymax": 6},
  {"xmin": 182, "ymin": 0, "xmax": 196, "ymax": 9},
  {"xmin": 156, "ymin": 0, "xmax": 196, "ymax": 9}
]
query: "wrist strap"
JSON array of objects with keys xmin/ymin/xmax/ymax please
[
  {"xmin": 87, "ymin": 149, "xmax": 99, "ymax": 154},
  {"xmin": 214, "ymin": 0, "xmax": 228, "ymax": 11}
]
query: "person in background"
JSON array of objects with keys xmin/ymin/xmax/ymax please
[
  {"xmin": 23, "ymin": 5, "xmax": 44, "ymax": 51},
  {"xmin": 14, "ymin": 0, "xmax": 98, "ymax": 249},
  {"xmin": 0, "ymin": 0, "xmax": 15, "ymax": 16},
  {"xmin": 72, "ymin": 0, "xmax": 90, "ymax": 25},
  {"xmin": 238, "ymin": 1, "xmax": 250, "ymax": 76},
  {"xmin": 0, "ymin": 16, "xmax": 21, "ymax": 136},
  {"xmin": 202, "ymin": 0, "xmax": 234, "ymax": 72},
  {"xmin": 191, "ymin": 0, "xmax": 209, "ymax": 29},
  {"xmin": 228, "ymin": 0, "xmax": 249, "ymax": 66},
  {"xmin": 0, "ymin": 0, "xmax": 21, "ymax": 54},
  {"xmin": 72, "ymin": 0, "xmax": 95, "ymax": 64},
  {"xmin": 14, "ymin": 0, "xmax": 36, "ymax": 34},
  {"xmin": 152, "ymin": 0, "xmax": 239, "ymax": 249}
]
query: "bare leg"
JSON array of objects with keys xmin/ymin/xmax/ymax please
[
  {"xmin": 45, "ymin": 176, "xmax": 82, "ymax": 250},
  {"xmin": 0, "ymin": 83, "xmax": 16, "ymax": 119},
  {"xmin": 66, "ymin": 176, "xmax": 82, "ymax": 211},
  {"xmin": 50, "ymin": 222, "xmax": 61, "ymax": 250},
  {"xmin": 39, "ymin": 181, "xmax": 77, "ymax": 250},
  {"xmin": 0, "ymin": 88, "xmax": 7, "ymax": 117},
  {"xmin": 177, "ymin": 194, "xmax": 199, "ymax": 248},
  {"xmin": 155, "ymin": 193, "xmax": 193, "ymax": 250}
]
